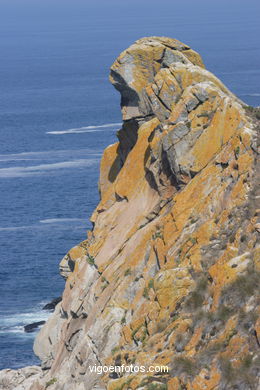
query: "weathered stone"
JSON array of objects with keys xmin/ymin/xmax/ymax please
[
  {"xmin": 0, "ymin": 366, "xmax": 41, "ymax": 390},
  {"xmin": 24, "ymin": 321, "xmax": 46, "ymax": 333},
  {"xmin": 42, "ymin": 297, "xmax": 62, "ymax": 312},
  {"xmin": 1, "ymin": 36, "xmax": 258, "ymax": 390}
]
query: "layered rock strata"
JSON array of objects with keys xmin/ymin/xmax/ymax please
[{"xmin": 1, "ymin": 37, "xmax": 259, "ymax": 390}]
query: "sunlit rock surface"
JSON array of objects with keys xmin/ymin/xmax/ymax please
[{"xmin": 1, "ymin": 37, "xmax": 259, "ymax": 390}]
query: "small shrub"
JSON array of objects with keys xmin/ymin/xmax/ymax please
[
  {"xmin": 244, "ymin": 105, "xmax": 260, "ymax": 120},
  {"xmin": 153, "ymin": 231, "xmax": 163, "ymax": 240},
  {"xmin": 240, "ymin": 234, "xmax": 247, "ymax": 243},
  {"xmin": 124, "ymin": 268, "xmax": 131, "ymax": 277},
  {"xmin": 241, "ymin": 354, "xmax": 253, "ymax": 370},
  {"xmin": 147, "ymin": 383, "xmax": 167, "ymax": 390},
  {"xmin": 143, "ymin": 287, "xmax": 149, "ymax": 299},
  {"xmin": 189, "ymin": 237, "xmax": 197, "ymax": 245},
  {"xmin": 235, "ymin": 146, "xmax": 240, "ymax": 157},
  {"xmin": 174, "ymin": 333, "xmax": 189, "ymax": 352},
  {"xmin": 155, "ymin": 319, "xmax": 168, "ymax": 333},
  {"xmin": 185, "ymin": 291, "xmax": 204, "ymax": 309},
  {"xmin": 148, "ymin": 279, "xmax": 154, "ymax": 289},
  {"xmin": 173, "ymin": 356, "xmax": 198, "ymax": 377},
  {"xmin": 224, "ymin": 328, "xmax": 237, "ymax": 346},
  {"xmin": 111, "ymin": 346, "xmax": 120, "ymax": 355},
  {"xmin": 185, "ymin": 274, "xmax": 208, "ymax": 310},
  {"xmin": 217, "ymin": 305, "xmax": 233, "ymax": 322},
  {"xmin": 219, "ymin": 356, "xmax": 234, "ymax": 382},
  {"xmin": 131, "ymin": 325, "xmax": 142, "ymax": 340},
  {"xmin": 45, "ymin": 378, "xmax": 57, "ymax": 388},
  {"xmin": 170, "ymin": 312, "xmax": 179, "ymax": 321},
  {"xmin": 222, "ymin": 269, "xmax": 259, "ymax": 303},
  {"xmin": 86, "ymin": 255, "xmax": 95, "ymax": 266}
]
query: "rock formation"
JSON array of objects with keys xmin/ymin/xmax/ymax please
[{"xmin": 1, "ymin": 37, "xmax": 259, "ymax": 390}]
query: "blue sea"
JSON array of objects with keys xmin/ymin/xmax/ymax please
[{"xmin": 0, "ymin": 0, "xmax": 259, "ymax": 370}]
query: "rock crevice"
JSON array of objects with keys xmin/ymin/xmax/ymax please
[{"xmin": 1, "ymin": 37, "xmax": 259, "ymax": 390}]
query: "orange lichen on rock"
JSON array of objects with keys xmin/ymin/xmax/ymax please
[{"xmin": 3, "ymin": 37, "xmax": 258, "ymax": 390}]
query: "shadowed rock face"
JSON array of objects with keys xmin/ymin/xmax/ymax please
[
  {"xmin": 110, "ymin": 37, "xmax": 205, "ymax": 123},
  {"xmin": 109, "ymin": 37, "xmax": 206, "ymax": 165},
  {"xmin": 1, "ymin": 37, "xmax": 259, "ymax": 390}
]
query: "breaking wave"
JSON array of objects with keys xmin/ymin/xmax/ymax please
[
  {"xmin": 47, "ymin": 122, "xmax": 121, "ymax": 135},
  {"xmin": 0, "ymin": 218, "xmax": 86, "ymax": 231},
  {"xmin": 0, "ymin": 307, "xmax": 51, "ymax": 336},
  {"xmin": 0, "ymin": 148, "xmax": 102, "ymax": 162},
  {"xmin": 0, "ymin": 159, "xmax": 98, "ymax": 178},
  {"xmin": 39, "ymin": 218, "xmax": 85, "ymax": 224},
  {"xmin": 240, "ymin": 93, "xmax": 260, "ymax": 97}
]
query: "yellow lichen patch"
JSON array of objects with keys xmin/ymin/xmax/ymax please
[
  {"xmin": 240, "ymin": 125, "xmax": 254, "ymax": 148},
  {"xmin": 107, "ymin": 376, "xmax": 134, "ymax": 390},
  {"xmin": 184, "ymin": 49, "xmax": 205, "ymax": 68},
  {"xmin": 229, "ymin": 174, "xmax": 248, "ymax": 205},
  {"xmin": 255, "ymin": 316, "xmax": 260, "ymax": 342},
  {"xmin": 126, "ymin": 375, "xmax": 146, "ymax": 390},
  {"xmin": 156, "ymin": 68, "xmax": 182, "ymax": 96},
  {"xmin": 99, "ymin": 142, "xmax": 120, "ymax": 198},
  {"xmin": 190, "ymin": 104, "xmax": 236, "ymax": 172},
  {"xmin": 131, "ymin": 45, "xmax": 164, "ymax": 92},
  {"xmin": 153, "ymin": 238, "xmax": 167, "ymax": 269},
  {"xmin": 208, "ymin": 248, "xmax": 253, "ymax": 309},
  {"xmin": 154, "ymin": 268, "xmax": 194, "ymax": 310},
  {"xmin": 168, "ymin": 377, "xmax": 181, "ymax": 389},
  {"xmin": 68, "ymin": 245, "xmax": 86, "ymax": 260},
  {"xmin": 189, "ymin": 366, "xmax": 221, "ymax": 390},
  {"xmin": 114, "ymin": 119, "xmax": 159, "ymax": 199},
  {"xmin": 121, "ymin": 325, "xmax": 133, "ymax": 344},
  {"xmin": 240, "ymin": 150, "xmax": 255, "ymax": 176},
  {"xmin": 185, "ymin": 326, "xmax": 203, "ymax": 357},
  {"xmin": 32, "ymin": 38, "xmax": 259, "ymax": 390},
  {"xmin": 215, "ymin": 316, "xmax": 238, "ymax": 346},
  {"xmin": 221, "ymin": 334, "xmax": 249, "ymax": 368},
  {"xmin": 168, "ymin": 164, "xmax": 221, "ymax": 239},
  {"xmin": 163, "ymin": 215, "xmax": 179, "ymax": 249},
  {"xmin": 215, "ymin": 141, "xmax": 235, "ymax": 165},
  {"xmin": 166, "ymin": 318, "xmax": 192, "ymax": 345},
  {"xmin": 168, "ymin": 99, "xmax": 187, "ymax": 123},
  {"xmin": 253, "ymin": 247, "xmax": 260, "ymax": 270}
]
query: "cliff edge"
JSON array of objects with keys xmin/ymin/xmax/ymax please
[{"xmin": 1, "ymin": 37, "xmax": 259, "ymax": 390}]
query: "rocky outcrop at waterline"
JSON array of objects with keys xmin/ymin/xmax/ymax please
[
  {"xmin": 0, "ymin": 37, "xmax": 259, "ymax": 390},
  {"xmin": 42, "ymin": 298, "xmax": 62, "ymax": 312}
]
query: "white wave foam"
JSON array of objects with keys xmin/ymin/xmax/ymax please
[
  {"xmin": 40, "ymin": 218, "xmax": 85, "ymax": 224},
  {"xmin": 0, "ymin": 225, "xmax": 35, "ymax": 231},
  {"xmin": 218, "ymin": 69, "xmax": 260, "ymax": 75},
  {"xmin": 47, "ymin": 122, "xmax": 121, "ymax": 135},
  {"xmin": 240, "ymin": 93, "xmax": 260, "ymax": 97},
  {"xmin": 0, "ymin": 159, "xmax": 98, "ymax": 178},
  {"xmin": 0, "ymin": 326, "xmax": 26, "ymax": 335},
  {"xmin": 0, "ymin": 309, "xmax": 51, "ymax": 335},
  {"xmin": 0, "ymin": 218, "xmax": 86, "ymax": 231},
  {"xmin": 0, "ymin": 149, "xmax": 102, "ymax": 162},
  {"xmin": 0, "ymin": 311, "xmax": 51, "ymax": 326}
]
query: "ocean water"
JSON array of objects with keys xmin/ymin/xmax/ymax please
[{"xmin": 0, "ymin": 0, "xmax": 259, "ymax": 370}]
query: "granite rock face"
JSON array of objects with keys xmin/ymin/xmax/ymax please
[
  {"xmin": 0, "ymin": 367, "xmax": 41, "ymax": 390},
  {"xmin": 1, "ymin": 37, "xmax": 259, "ymax": 390}
]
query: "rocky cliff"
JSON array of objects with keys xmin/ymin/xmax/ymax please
[{"xmin": 1, "ymin": 37, "xmax": 259, "ymax": 390}]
